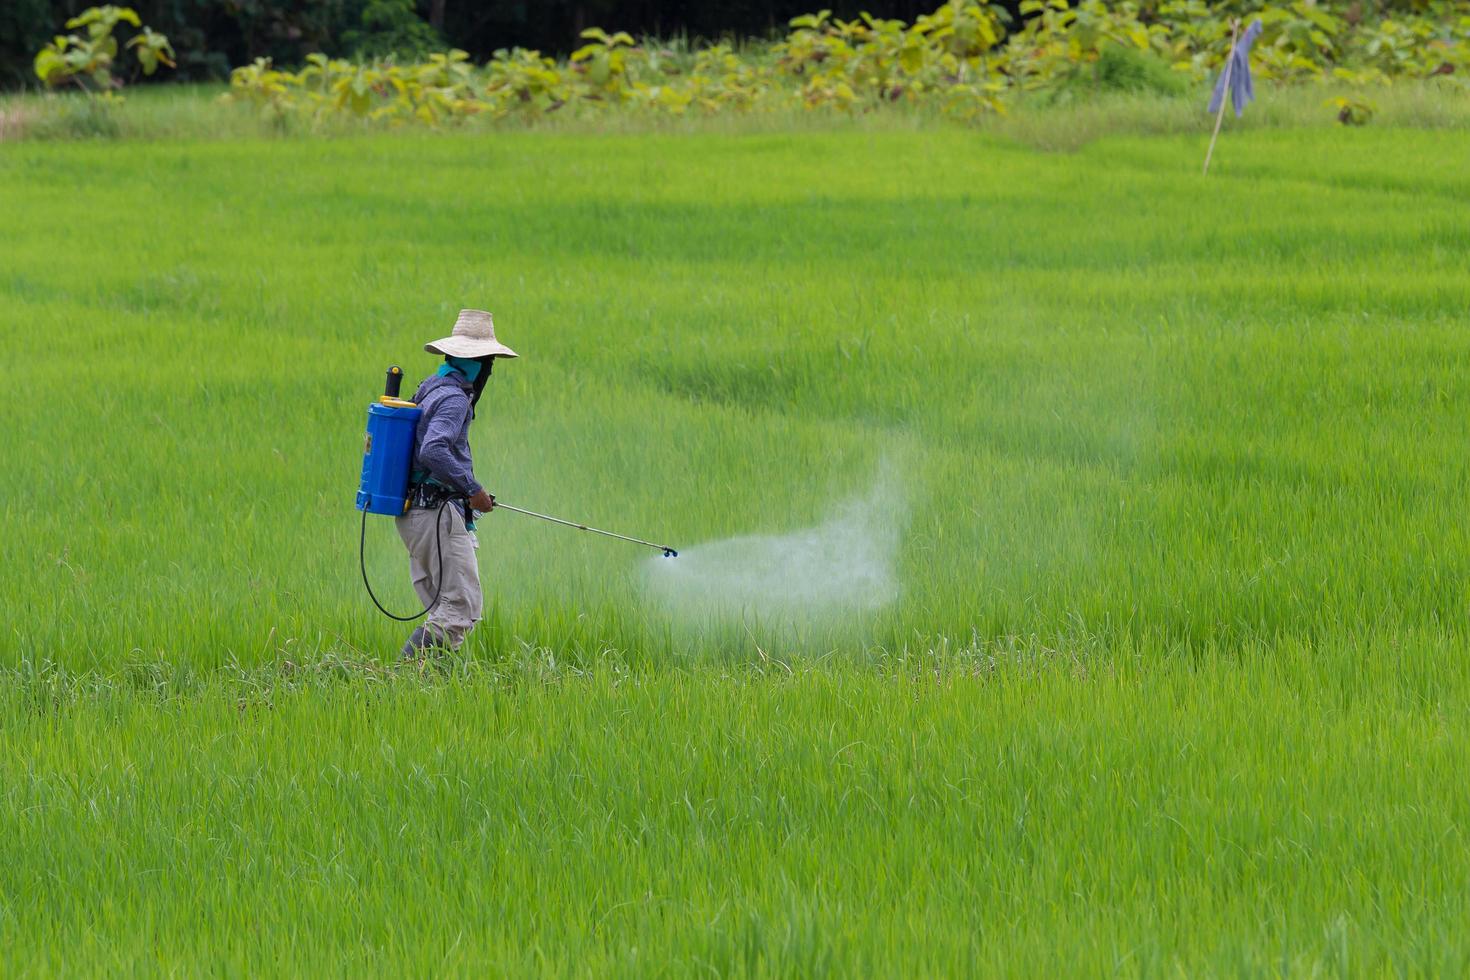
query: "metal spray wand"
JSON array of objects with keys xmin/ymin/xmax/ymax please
[{"xmin": 488, "ymin": 503, "xmax": 679, "ymax": 558}]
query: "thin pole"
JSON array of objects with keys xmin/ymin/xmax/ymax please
[
  {"xmin": 494, "ymin": 503, "xmax": 678, "ymax": 556},
  {"xmin": 1203, "ymin": 20, "xmax": 1240, "ymax": 177}
]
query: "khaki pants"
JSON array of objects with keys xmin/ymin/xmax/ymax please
[{"xmin": 395, "ymin": 502, "xmax": 482, "ymax": 650}]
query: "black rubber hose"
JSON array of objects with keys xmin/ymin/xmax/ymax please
[{"xmin": 359, "ymin": 498, "xmax": 448, "ymax": 622}]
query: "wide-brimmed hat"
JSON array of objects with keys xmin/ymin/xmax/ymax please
[{"xmin": 425, "ymin": 309, "xmax": 519, "ymax": 360}]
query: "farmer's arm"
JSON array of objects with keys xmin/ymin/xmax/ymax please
[{"xmin": 417, "ymin": 393, "xmax": 483, "ymax": 498}]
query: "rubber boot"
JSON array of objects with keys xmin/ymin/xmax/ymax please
[{"xmin": 401, "ymin": 623, "xmax": 450, "ymax": 660}]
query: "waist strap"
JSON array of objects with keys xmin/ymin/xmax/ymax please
[{"xmin": 408, "ymin": 482, "xmax": 464, "ymax": 510}]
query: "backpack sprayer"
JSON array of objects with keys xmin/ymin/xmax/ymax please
[{"xmin": 356, "ymin": 365, "xmax": 678, "ymax": 621}]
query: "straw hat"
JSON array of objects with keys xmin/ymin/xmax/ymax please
[{"xmin": 425, "ymin": 309, "xmax": 519, "ymax": 360}]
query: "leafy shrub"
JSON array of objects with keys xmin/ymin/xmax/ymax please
[
  {"xmin": 1326, "ymin": 95, "xmax": 1374, "ymax": 125},
  {"xmin": 1254, "ymin": 1, "xmax": 1345, "ymax": 81},
  {"xmin": 32, "ymin": 5, "xmax": 173, "ymax": 93},
  {"xmin": 484, "ymin": 48, "xmax": 570, "ymax": 117},
  {"xmin": 1091, "ymin": 43, "xmax": 1187, "ymax": 96},
  {"xmin": 229, "ymin": 49, "xmax": 484, "ymax": 128}
]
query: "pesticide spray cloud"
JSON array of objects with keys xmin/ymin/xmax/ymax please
[{"xmin": 642, "ymin": 468, "xmax": 904, "ymax": 623}]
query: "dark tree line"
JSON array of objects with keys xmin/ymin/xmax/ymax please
[{"xmin": 0, "ymin": 0, "xmax": 967, "ymax": 88}]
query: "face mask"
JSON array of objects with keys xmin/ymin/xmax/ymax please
[
  {"xmin": 442, "ymin": 356, "xmax": 483, "ymax": 383},
  {"xmin": 469, "ymin": 356, "xmax": 494, "ymax": 413}
]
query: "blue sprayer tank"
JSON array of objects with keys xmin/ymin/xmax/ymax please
[{"xmin": 356, "ymin": 366, "xmax": 422, "ymax": 517}]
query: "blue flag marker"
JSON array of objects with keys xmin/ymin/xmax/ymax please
[
  {"xmin": 1208, "ymin": 20, "xmax": 1264, "ymax": 118},
  {"xmin": 1203, "ymin": 19, "xmax": 1263, "ymax": 175}
]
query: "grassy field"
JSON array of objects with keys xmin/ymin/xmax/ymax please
[{"xmin": 3, "ymin": 120, "xmax": 1470, "ymax": 973}]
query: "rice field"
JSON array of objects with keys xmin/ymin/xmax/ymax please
[{"xmin": 3, "ymin": 118, "xmax": 1470, "ymax": 973}]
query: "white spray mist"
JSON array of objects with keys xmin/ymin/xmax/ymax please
[{"xmin": 641, "ymin": 466, "xmax": 904, "ymax": 623}]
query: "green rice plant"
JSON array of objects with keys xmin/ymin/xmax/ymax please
[
  {"xmin": 4, "ymin": 111, "xmax": 1470, "ymax": 972},
  {"xmin": 1, "ymin": 638, "xmax": 1469, "ymax": 973}
]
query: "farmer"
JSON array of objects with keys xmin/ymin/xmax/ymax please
[{"xmin": 398, "ymin": 309, "xmax": 517, "ymax": 658}]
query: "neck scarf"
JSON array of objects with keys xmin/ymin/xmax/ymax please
[{"xmin": 437, "ymin": 356, "xmax": 482, "ymax": 383}]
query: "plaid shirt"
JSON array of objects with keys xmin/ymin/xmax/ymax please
[{"xmin": 408, "ymin": 372, "xmax": 483, "ymax": 498}]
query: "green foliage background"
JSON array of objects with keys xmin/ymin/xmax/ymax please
[
  {"xmin": 6, "ymin": 0, "xmax": 1470, "ymax": 90},
  {"xmin": 0, "ymin": 1, "xmax": 945, "ymax": 87},
  {"xmin": 9, "ymin": 1, "xmax": 1464, "ymax": 139}
]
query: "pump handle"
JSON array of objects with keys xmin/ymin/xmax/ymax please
[{"xmin": 385, "ymin": 365, "xmax": 403, "ymax": 398}]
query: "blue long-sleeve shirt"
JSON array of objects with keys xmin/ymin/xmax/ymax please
[{"xmin": 409, "ymin": 373, "xmax": 483, "ymax": 497}]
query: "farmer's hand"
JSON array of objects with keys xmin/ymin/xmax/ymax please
[{"xmin": 469, "ymin": 489, "xmax": 496, "ymax": 513}]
